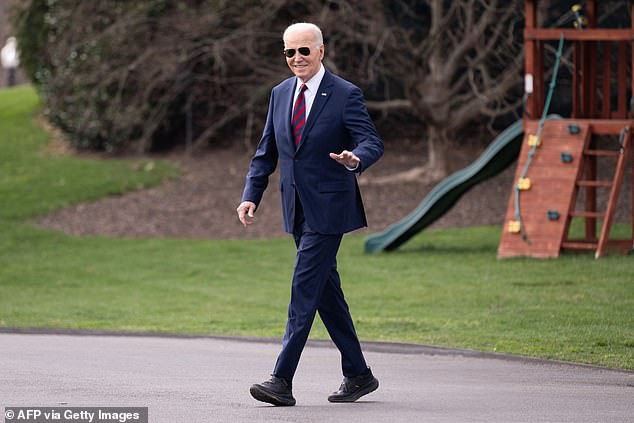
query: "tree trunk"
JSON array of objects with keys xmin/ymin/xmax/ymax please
[{"xmin": 425, "ymin": 126, "xmax": 452, "ymax": 180}]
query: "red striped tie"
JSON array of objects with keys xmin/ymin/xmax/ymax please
[{"xmin": 291, "ymin": 84, "xmax": 308, "ymax": 146}]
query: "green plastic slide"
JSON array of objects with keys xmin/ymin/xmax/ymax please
[{"xmin": 364, "ymin": 118, "xmax": 555, "ymax": 253}]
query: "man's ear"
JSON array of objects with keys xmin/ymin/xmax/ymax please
[{"xmin": 319, "ymin": 45, "xmax": 325, "ymax": 60}]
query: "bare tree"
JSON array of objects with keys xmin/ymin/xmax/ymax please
[
  {"xmin": 13, "ymin": 0, "xmax": 294, "ymax": 152},
  {"xmin": 14, "ymin": 0, "xmax": 526, "ymax": 161},
  {"xmin": 317, "ymin": 0, "xmax": 524, "ymax": 180}
]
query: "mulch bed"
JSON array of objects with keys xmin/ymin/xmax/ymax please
[{"xmin": 35, "ymin": 142, "xmax": 632, "ymax": 240}]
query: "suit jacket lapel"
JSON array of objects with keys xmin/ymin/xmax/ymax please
[
  {"xmin": 282, "ymin": 78, "xmax": 296, "ymax": 151},
  {"xmin": 296, "ymin": 70, "xmax": 334, "ymax": 152}
]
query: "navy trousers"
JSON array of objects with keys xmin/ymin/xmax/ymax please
[{"xmin": 273, "ymin": 199, "xmax": 368, "ymax": 382}]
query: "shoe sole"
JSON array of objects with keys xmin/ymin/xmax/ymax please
[
  {"xmin": 328, "ymin": 378, "xmax": 379, "ymax": 403},
  {"xmin": 250, "ymin": 385, "xmax": 296, "ymax": 406}
]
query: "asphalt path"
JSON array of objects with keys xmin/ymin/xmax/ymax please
[{"xmin": 1, "ymin": 332, "xmax": 633, "ymax": 422}]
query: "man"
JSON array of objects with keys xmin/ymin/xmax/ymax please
[{"xmin": 236, "ymin": 22, "xmax": 383, "ymax": 406}]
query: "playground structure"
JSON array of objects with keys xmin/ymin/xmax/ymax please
[
  {"xmin": 498, "ymin": 0, "xmax": 633, "ymax": 258},
  {"xmin": 366, "ymin": 1, "xmax": 634, "ymax": 258}
]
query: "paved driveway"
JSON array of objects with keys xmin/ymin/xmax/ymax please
[{"xmin": 1, "ymin": 332, "xmax": 632, "ymax": 422}]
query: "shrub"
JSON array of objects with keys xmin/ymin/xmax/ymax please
[{"xmin": 12, "ymin": 0, "xmax": 300, "ymax": 152}]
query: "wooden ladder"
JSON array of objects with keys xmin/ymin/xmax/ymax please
[{"xmin": 562, "ymin": 127, "xmax": 632, "ymax": 258}]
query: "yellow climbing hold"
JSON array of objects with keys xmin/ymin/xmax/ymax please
[
  {"xmin": 507, "ymin": 220, "xmax": 521, "ymax": 233},
  {"xmin": 518, "ymin": 178, "xmax": 531, "ymax": 190},
  {"xmin": 527, "ymin": 134, "xmax": 541, "ymax": 147}
]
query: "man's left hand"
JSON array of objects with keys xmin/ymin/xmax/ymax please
[{"xmin": 329, "ymin": 150, "xmax": 360, "ymax": 170}]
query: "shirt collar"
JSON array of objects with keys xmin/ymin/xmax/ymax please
[{"xmin": 296, "ymin": 64, "xmax": 325, "ymax": 94}]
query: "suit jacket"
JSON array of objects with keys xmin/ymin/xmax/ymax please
[{"xmin": 241, "ymin": 69, "xmax": 384, "ymax": 234}]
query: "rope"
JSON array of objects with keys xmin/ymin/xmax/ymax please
[{"xmin": 514, "ymin": 33, "xmax": 566, "ymax": 243}]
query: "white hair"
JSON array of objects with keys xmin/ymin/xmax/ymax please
[{"xmin": 283, "ymin": 23, "xmax": 323, "ymax": 45}]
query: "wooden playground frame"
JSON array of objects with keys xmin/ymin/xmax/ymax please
[{"xmin": 498, "ymin": 0, "xmax": 634, "ymax": 258}]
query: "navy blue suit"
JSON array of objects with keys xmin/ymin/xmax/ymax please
[{"xmin": 242, "ymin": 68, "xmax": 383, "ymax": 382}]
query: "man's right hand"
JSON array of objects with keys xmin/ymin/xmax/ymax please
[{"xmin": 236, "ymin": 201, "xmax": 257, "ymax": 227}]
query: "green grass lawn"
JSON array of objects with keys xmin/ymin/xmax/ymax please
[
  {"xmin": 1, "ymin": 86, "xmax": 633, "ymax": 370},
  {"xmin": 0, "ymin": 86, "xmax": 178, "ymax": 220}
]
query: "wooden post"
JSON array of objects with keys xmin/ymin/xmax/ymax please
[
  {"xmin": 583, "ymin": 1, "xmax": 597, "ymax": 241},
  {"xmin": 596, "ymin": 130, "xmax": 631, "ymax": 257},
  {"xmin": 602, "ymin": 41, "xmax": 611, "ymax": 118},
  {"xmin": 573, "ymin": 42, "xmax": 580, "ymax": 118},
  {"xmin": 536, "ymin": 41, "xmax": 544, "ymax": 117},
  {"xmin": 525, "ymin": 0, "xmax": 538, "ymax": 121},
  {"xmin": 617, "ymin": 42, "xmax": 627, "ymax": 118},
  {"xmin": 587, "ymin": 1, "xmax": 597, "ymax": 118},
  {"xmin": 588, "ymin": 41, "xmax": 599, "ymax": 118},
  {"xmin": 581, "ymin": 43, "xmax": 588, "ymax": 116},
  {"xmin": 581, "ymin": 41, "xmax": 594, "ymax": 119},
  {"xmin": 586, "ymin": 1, "xmax": 597, "ymax": 27}
]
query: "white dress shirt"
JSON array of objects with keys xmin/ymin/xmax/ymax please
[{"xmin": 292, "ymin": 64, "xmax": 325, "ymax": 121}]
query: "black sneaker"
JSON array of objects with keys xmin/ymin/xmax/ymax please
[
  {"xmin": 250, "ymin": 375, "xmax": 296, "ymax": 406},
  {"xmin": 328, "ymin": 368, "xmax": 379, "ymax": 403}
]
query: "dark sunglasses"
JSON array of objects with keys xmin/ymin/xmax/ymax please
[{"xmin": 283, "ymin": 47, "xmax": 311, "ymax": 58}]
